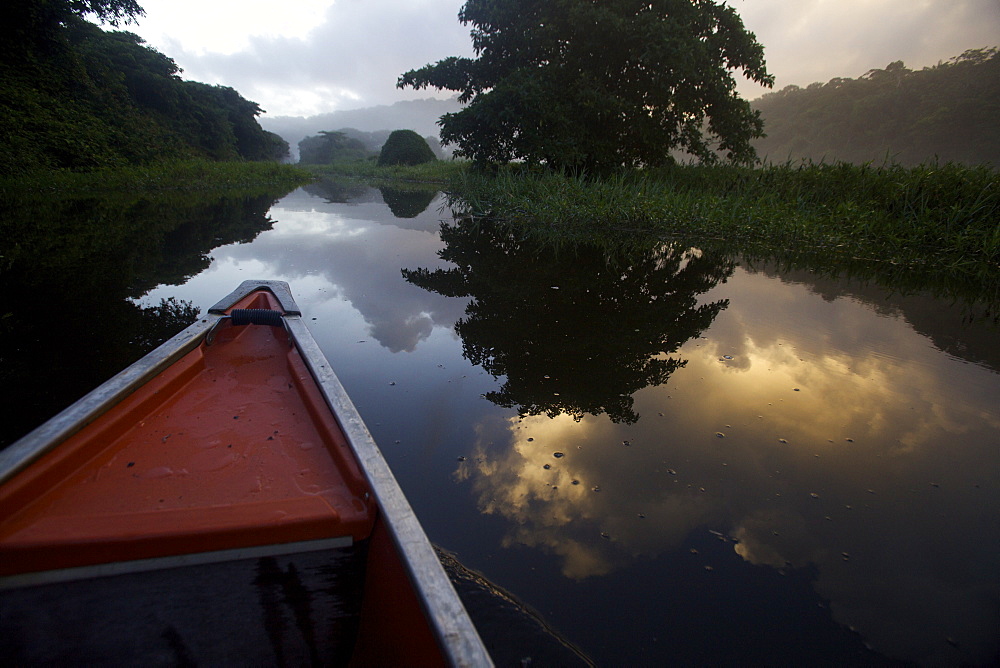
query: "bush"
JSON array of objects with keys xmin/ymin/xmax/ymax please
[{"xmin": 377, "ymin": 130, "xmax": 436, "ymax": 167}]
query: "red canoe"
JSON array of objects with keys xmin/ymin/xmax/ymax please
[{"xmin": 0, "ymin": 280, "xmax": 492, "ymax": 667}]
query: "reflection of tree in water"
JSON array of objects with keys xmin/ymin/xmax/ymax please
[
  {"xmin": 302, "ymin": 179, "xmax": 373, "ymax": 203},
  {"xmin": 0, "ymin": 189, "xmax": 286, "ymax": 447},
  {"xmin": 404, "ymin": 220, "xmax": 734, "ymax": 423},
  {"xmin": 378, "ymin": 187, "xmax": 437, "ymax": 219}
]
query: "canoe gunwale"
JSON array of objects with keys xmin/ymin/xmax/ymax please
[
  {"xmin": 0, "ymin": 279, "xmax": 493, "ymax": 668},
  {"xmin": 283, "ymin": 303, "xmax": 493, "ymax": 668},
  {"xmin": 0, "ymin": 315, "xmax": 220, "ymax": 487}
]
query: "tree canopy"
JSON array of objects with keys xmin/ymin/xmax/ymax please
[
  {"xmin": 752, "ymin": 47, "xmax": 1000, "ymax": 167},
  {"xmin": 0, "ymin": 9, "xmax": 288, "ymax": 173},
  {"xmin": 399, "ymin": 0, "xmax": 773, "ymax": 171},
  {"xmin": 377, "ymin": 130, "xmax": 437, "ymax": 166}
]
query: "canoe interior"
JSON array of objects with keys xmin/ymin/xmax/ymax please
[
  {"xmin": 0, "ymin": 286, "xmax": 458, "ymax": 666},
  {"xmin": 0, "ymin": 290, "xmax": 373, "ymax": 575}
]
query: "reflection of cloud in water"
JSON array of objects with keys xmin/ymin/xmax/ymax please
[
  {"xmin": 217, "ymin": 208, "xmax": 468, "ymax": 353},
  {"xmin": 459, "ymin": 268, "xmax": 1000, "ymax": 665}
]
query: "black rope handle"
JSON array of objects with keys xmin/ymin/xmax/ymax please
[{"xmin": 230, "ymin": 309, "xmax": 284, "ymax": 327}]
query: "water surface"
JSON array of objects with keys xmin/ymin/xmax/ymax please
[{"xmin": 3, "ymin": 181, "xmax": 998, "ymax": 666}]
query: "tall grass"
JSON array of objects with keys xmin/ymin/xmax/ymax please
[
  {"xmin": 0, "ymin": 160, "xmax": 313, "ymax": 196},
  {"xmin": 450, "ymin": 161, "xmax": 1000, "ymax": 274},
  {"xmin": 307, "ymin": 158, "xmax": 468, "ymax": 184}
]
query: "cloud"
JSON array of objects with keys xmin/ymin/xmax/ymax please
[
  {"xmin": 135, "ymin": 0, "xmax": 473, "ymax": 116},
  {"xmin": 130, "ymin": 0, "xmax": 1000, "ymax": 116},
  {"xmin": 734, "ymin": 0, "xmax": 1000, "ymax": 97}
]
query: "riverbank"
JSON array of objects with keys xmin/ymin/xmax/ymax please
[
  {"xmin": 326, "ymin": 158, "xmax": 999, "ymax": 307},
  {"xmin": 0, "ymin": 161, "xmax": 313, "ymax": 197}
]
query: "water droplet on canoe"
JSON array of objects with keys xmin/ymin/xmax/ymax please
[
  {"xmin": 600, "ymin": 532, "xmax": 610, "ymax": 540},
  {"xmin": 704, "ymin": 565, "xmax": 714, "ymax": 571},
  {"xmin": 389, "ymin": 381, "xmax": 396, "ymax": 386},
  {"xmin": 845, "ymin": 438, "xmax": 854, "ymax": 442},
  {"xmin": 592, "ymin": 486, "xmax": 601, "ymax": 492},
  {"xmin": 637, "ymin": 513, "xmax": 646, "ymax": 519},
  {"xmin": 527, "ymin": 437, "xmax": 534, "ymax": 442},
  {"xmin": 543, "ymin": 375, "xmax": 551, "ymax": 379},
  {"xmin": 778, "ymin": 438, "xmax": 788, "ymax": 443},
  {"xmin": 666, "ymin": 469, "xmax": 677, "ymax": 475},
  {"xmin": 715, "ymin": 432, "xmax": 725, "ymax": 438},
  {"xmin": 810, "ymin": 492, "xmax": 820, "ymax": 498},
  {"xmin": 543, "ymin": 464, "xmax": 551, "ymax": 469},
  {"xmin": 553, "ymin": 452, "xmax": 565, "ymax": 458},
  {"xmin": 793, "ymin": 388, "xmax": 800, "ymax": 391},
  {"xmin": 723, "ymin": 355, "xmax": 733, "ymax": 360},
  {"xmin": 571, "ymin": 479, "xmax": 580, "ymax": 485},
  {"xmin": 690, "ymin": 548, "xmax": 699, "ymax": 554},
  {"xmin": 622, "ymin": 440, "xmax": 631, "ymax": 446}
]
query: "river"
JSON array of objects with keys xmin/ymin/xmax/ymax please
[{"xmin": 2, "ymin": 180, "xmax": 998, "ymax": 665}]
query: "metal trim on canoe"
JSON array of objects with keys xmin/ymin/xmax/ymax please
[
  {"xmin": 0, "ymin": 280, "xmax": 493, "ymax": 668},
  {"xmin": 0, "ymin": 536, "xmax": 353, "ymax": 590},
  {"xmin": 0, "ymin": 315, "xmax": 221, "ymax": 486}
]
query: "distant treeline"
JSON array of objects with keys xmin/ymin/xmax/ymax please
[
  {"xmin": 1, "ymin": 5, "xmax": 288, "ymax": 175},
  {"xmin": 297, "ymin": 128, "xmax": 446, "ymax": 165},
  {"xmin": 753, "ymin": 48, "xmax": 999, "ymax": 167}
]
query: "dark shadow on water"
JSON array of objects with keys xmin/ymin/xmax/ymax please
[{"xmin": 0, "ymin": 187, "xmax": 292, "ymax": 448}]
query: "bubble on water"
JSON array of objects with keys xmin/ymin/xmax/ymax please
[
  {"xmin": 778, "ymin": 438, "xmax": 788, "ymax": 444},
  {"xmin": 600, "ymin": 532, "xmax": 610, "ymax": 540},
  {"xmin": 716, "ymin": 432, "xmax": 725, "ymax": 438},
  {"xmin": 622, "ymin": 440, "xmax": 631, "ymax": 447},
  {"xmin": 527, "ymin": 437, "xmax": 534, "ymax": 442},
  {"xmin": 845, "ymin": 438, "xmax": 855, "ymax": 442},
  {"xmin": 543, "ymin": 464, "xmax": 551, "ymax": 470},
  {"xmin": 571, "ymin": 479, "xmax": 580, "ymax": 485},
  {"xmin": 553, "ymin": 452, "xmax": 565, "ymax": 458},
  {"xmin": 457, "ymin": 456, "xmax": 466, "ymax": 462},
  {"xmin": 638, "ymin": 513, "xmax": 646, "ymax": 519},
  {"xmin": 810, "ymin": 492, "xmax": 820, "ymax": 499},
  {"xmin": 666, "ymin": 469, "xmax": 677, "ymax": 475},
  {"xmin": 592, "ymin": 485, "xmax": 601, "ymax": 492}
]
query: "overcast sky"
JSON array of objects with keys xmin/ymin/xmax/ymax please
[{"xmin": 126, "ymin": 0, "xmax": 1000, "ymax": 118}]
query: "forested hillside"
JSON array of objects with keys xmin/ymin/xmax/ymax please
[
  {"xmin": 1, "ymin": 1, "xmax": 288, "ymax": 175},
  {"xmin": 752, "ymin": 48, "xmax": 999, "ymax": 167}
]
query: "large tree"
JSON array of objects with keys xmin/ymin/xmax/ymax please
[{"xmin": 399, "ymin": 0, "xmax": 773, "ymax": 171}]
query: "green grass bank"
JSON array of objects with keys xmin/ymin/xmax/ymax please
[
  {"xmin": 0, "ymin": 161, "xmax": 313, "ymax": 197},
  {"xmin": 330, "ymin": 158, "xmax": 999, "ymax": 307}
]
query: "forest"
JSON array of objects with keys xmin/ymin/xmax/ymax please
[
  {"xmin": 752, "ymin": 48, "xmax": 999, "ymax": 167},
  {"xmin": 0, "ymin": 2, "xmax": 289, "ymax": 176}
]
